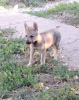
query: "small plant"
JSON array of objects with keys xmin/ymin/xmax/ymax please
[
  {"xmin": 0, "ymin": 0, "xmax": 7, "ymax": 7},
  {"xmin": 53, "ymin": 65, "xmax": 79, "ymax": 82},
  {"xmin": 53, "ymin": 84, "xmax": 77, "ymax": 100},
  {"xmin": 33, "ymin": 84, "xmax": 77, "ymax": 100},
  {"xmin": 0, "ymin": 28, "xmax": 79, "ymax": 100},
  {"xmin": 0, "ymin": 28, "xmax": 36, "ymax": 98},
  {"xmin": 26, "ymin": 1, "xmax": 79, "ymax": 25},
  {"xmin": 22, "ymin": 0, "xmax": 38, "ymax": 7}
]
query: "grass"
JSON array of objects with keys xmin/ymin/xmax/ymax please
[
  {"xmin": 33, "ymin": 85, "xmax": 77, "ymax": 100},
  {"xmin": 0, "ymin": 0, "xmax": 7, "ymax": 7},
  {"xmin": 0, "ymin": 0, "xmax": 46, "ymax": 8},
  {"xmin": 27, "ymin": 1, "xmax": 79, "ymax": 16},
  {"xmin": 26, "ymin": 1, "xmax": 79, "ymax": 25},
  {"xmin": 0, "ymin": 28, "xmax": 79, "ymax": 100}
]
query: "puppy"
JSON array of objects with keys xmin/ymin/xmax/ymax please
[{"xmin": 24, "ymin": 22, "xmax": 61, "ymax": 66}]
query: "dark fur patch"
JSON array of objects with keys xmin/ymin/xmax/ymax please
[{"xmin": 33, "ymin": 41, "xmax": 37, "ymax": 46}]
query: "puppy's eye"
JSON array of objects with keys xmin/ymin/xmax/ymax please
[
  {"xmin": 30, "ymin": 35, "xmax": 33, "ymax": 38},
  {"xmin": 26, "ymin": 35, "xmax": 27, "ymax": 37}
]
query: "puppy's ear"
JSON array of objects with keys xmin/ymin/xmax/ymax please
[
  {"xmin": 33, "ymin": 22, "xmax": 38, "ymax": 31},
  {"xmin": 24, "ymin": 22, "xmax": 28, "ymax": 32}
]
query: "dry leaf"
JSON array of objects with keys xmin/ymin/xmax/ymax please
[
  {"xmin": 33, "ymin": 82, "xmax": 44, "ymax": 90},
  {"xmin": 10, "ymin": 78, "xmax": 13, "ymax": 81},
  {"xmin": 68, "ymin": 68, "xmax": 71, "ymax": 71},
  {"xmin": 61, "ymin": 55, "xmax": 64, "ymax": 58},
  {"xmin": 3, "ymin": 98, "xmax": 12, "ymax": 100},
  {"xmin": 62, "ymin": 60, "xmax": 65, "ymax": 63},
  {"xmin": 53, "ymin": 76, "xmax": 57, "ymax": 79},
  {"xmin": 74, "ymin": 68, "xmax": 78, "ymax": 71},
  {"xmin": 75, "ymin": 26, "xmax": 79, "ymax": 28},
  {"xmin": 56, "ymin": 80, "xmax": 61, "ymax": 84},
  {"xmin": 68, "ymin": 57, "xmax": 71, "ymax": 61},
  {"xmin": 51, "ymin": 64, "xmax": 56, "ymax": 69},
  {"xmin": 26, "ymin": 45, "xmax": 29, "ymax": 48},
  {"xmin": 63, "ymin": 63, "xmax": 68, "ymax": 66},
  {"xmin": 56, "ymin": 26, "xmax": 60, "ymax": 29},
  {"xmin": 60, "ymin": 16, "xmax": 63, "ymax": 19},
  {"xmin": 39, "ymin": 65, "xmax": 42, "ymax": 68},
  {"xmin": 31, "ymin": 88, "xmax": 37, "ymax": 92},
  {"xmin": 45, "ymin": 87, "xmax": 49, "ymax": 90},
  {"xmin": 12, "ymin": 90, "xmax": 17, "ymax": 93},
  {"xmin": 76, "ymin": 87, "xmax": 79, "ymax": 90},
  {"xmin": 71, "ymin": 88, "xmax": 75, "ymax": 91},
  {"xmin": 75, "ymin": 91, "xmax": 79, "ymax": 95},
  {"xmin": 58, "ymin": 50, "xmax": 61, "ymax": 54},
  {"xmin": 40, "ymin": 82, "xmax": 44, "ymax": 88},
  {"xmin": 0, "ymin": 31, "xmax": 2, "ymax": 34},
  {"xmin": 71, "ymin": 88, "xmax": 79, "ymax": 95},
  {"xmin": 73, "ymin": 75, "xmax": 79, "ymax": 80},
  {"xmin": 51, "ymin": 66, "xmax": 55, "ymax": 69}
]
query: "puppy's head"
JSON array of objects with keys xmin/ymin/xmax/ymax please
[{"xmin": 24, "ymin": 22, "xmax": 38, "ymax": 44}]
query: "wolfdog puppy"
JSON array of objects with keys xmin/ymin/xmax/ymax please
[{"xmin": 24, "ymin": 22, "xmax": 61, "ymax": 66}]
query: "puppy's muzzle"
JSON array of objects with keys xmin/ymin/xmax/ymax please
[{"xmin": 26, "ymin": 40, "xmax": 31, "ymax": 44}]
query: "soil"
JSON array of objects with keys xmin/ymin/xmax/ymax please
[
  {"xmin": 0, "ymin": 0, "xmax": 79, "ymax": 68},
  {"xmin": 51, "ymin": 12, "xmax": 79, "ymax": 26},
  {"xmin": 0, "ymin": 2, "xmax": 79, "ymax": 99}
]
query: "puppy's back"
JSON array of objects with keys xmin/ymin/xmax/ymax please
[{"xmin": 40, "ymin": 29, "xmax": 61, "ymax": 49}]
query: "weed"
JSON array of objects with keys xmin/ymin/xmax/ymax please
[
  {"xmin": 53, "ymin": 65, "xmax": 79, "ymax": 82},
  {"xmin": 0, "ymin": 28, "xmax": 36, "ymax": 98},
  {"xmin": 0, "ymin": 28, "xmax": 79, "ymax": 100},
  {"xmin": 0, "ymin": 0, "xmax": 7, "ymax": 7},
  {"xmin": 26, "ymin": 1, "xmax": 79, "ymax": 25},
  {"xmin": 33, "ymin": 84, "xmax": 77, "ymax": 100},
  {"xmin": 19, "ymin": 0, "xmax": 39, "ymax": 7},
  {"xmin": 27, "ymin": 2, "xmax": 79, "ymax": 16},
  {"xmin": 21, "ymin": 0, "xmax": 50, "ymax": 7},
  {"xmin": 53, "ymin": 84, "xmax": 77, "ymax": 100}
]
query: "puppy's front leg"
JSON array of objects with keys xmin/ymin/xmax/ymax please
[
  {"xmin": 41, "ymin": 50, "xmax": 46, "ymax": 65},
  {"xmin": 27, "ymin": 44, "xmax": 35, "ymax": 67}
]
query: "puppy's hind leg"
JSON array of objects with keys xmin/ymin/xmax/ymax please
[{"xmin": 51, "ymin": 46, "xmax": 58, "ymax": 60}]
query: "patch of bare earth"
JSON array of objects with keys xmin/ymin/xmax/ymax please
[
  {"xmin": 52, "ymin": 12, "xmax": 79, "ymax": 26},
  {"xmin": 9, "ymin": 73, "xmax": 61, "ymax": 100},
  {"xmin": 9, "ymin": 73, "xmax": 79, "ymax": 100},
  {"xmin": 34, "ymin": 73, "xmax": 61, "ymax": 92}
]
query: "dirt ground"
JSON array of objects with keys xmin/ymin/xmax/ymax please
[{"xmin": 0, "ymin": 7, "xmax": 79, "ymax": 69}]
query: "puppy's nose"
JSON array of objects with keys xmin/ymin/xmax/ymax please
[{"xmin": 26, "ymin": 40, "xmax": 31, "ymax": 44}]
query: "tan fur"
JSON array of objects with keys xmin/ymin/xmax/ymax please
[{"xmin": 24, "ymin": 22, "xmax": 61, "ymax": 66}]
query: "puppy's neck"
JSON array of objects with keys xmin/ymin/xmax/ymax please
[
  {"xmin": 37, "ymin": 33, "xmax": 42, "ymax": 43},
  {"xmin": 33, "ymin": 33, "xmax": 42, "ymax": 46}
]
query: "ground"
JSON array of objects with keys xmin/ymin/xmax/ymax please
[
  {"xmin": 0, "ymin": 1, "xmax": 79, "ymax": 99},
  {"xmin": 0, "ymin": 6, "xmax": 79, "ymax": 68}
]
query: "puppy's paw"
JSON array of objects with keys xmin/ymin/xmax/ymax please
[
  {"xmin": 51, "ymin": 55, "xmax": 57, "ymax": 60},
  {"xmin": 27, "ymin": 63, "xmax": 32, "ymax": 67},
  {"xmin": 41, "ymin": 62, "xmax": 45, "ymax": 66},
  {"xmin": 51, "ymin": 55, "xmax": 55, "ymax": 58}
]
